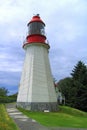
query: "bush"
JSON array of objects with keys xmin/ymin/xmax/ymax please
[{"xmin": 0, "ymin": 96, "xmax": 16, "ymax": 103}]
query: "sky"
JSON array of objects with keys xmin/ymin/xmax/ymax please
[{"xmin": 0, "ymin": 0, "xmax": 87, "ymax": 95}]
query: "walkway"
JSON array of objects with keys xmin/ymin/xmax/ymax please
[{"xmin": 6, "ymin": 103, "xmax": 87, "ymax": 130}]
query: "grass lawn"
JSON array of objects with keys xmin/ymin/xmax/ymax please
[
  {"xmin": 18, "ymin": 105, "xmax": 87, "ymax": 128},
  {"xmin": 0, "ymin": 104, "xmax": 19, "ymax": 130}
]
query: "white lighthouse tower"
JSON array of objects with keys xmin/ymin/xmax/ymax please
[{"xmin": 17, "ymin": 14, "xmax": 58, "ymax": 111}]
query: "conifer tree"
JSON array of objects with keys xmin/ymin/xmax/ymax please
[
  {"xmin": 58, "ymin": 61, "xmax": 87, "ymax": 111},
  {"xmin": 71, "ymin": 61, "xmax": 87, "ymax": 85}
]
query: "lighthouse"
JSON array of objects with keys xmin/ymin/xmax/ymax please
[{"xmin": 17, "ymin": 14, "xmax": 58, "ymax": 111}]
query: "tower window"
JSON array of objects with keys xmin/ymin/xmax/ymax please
[{"xmin": 28, "ymin": 22, "xmax": 45, "ymax": 35}]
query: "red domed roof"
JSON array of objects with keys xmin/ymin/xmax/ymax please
[{"xmin": 27, "ymin": 14, "xmax": 45, "ymax": 26}]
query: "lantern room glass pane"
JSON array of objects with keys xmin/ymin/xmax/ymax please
[{"xmin": 28, "ymin": 22, "xmax": 45, "ymax": 35}]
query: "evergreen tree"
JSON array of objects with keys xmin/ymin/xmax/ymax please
[
  {"xmin": 71, "ymin": 61, "xmax": 87, "ymax": 111},
  {"xmin": 57, "ymin": 61, "xmax": 87, "ymax": 111},
  {"xmin": 71, "ymin": 61, "xmax": 87, "ymax": 85}
]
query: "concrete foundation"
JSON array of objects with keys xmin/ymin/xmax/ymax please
[{"xmin": 17, "ymin": 102, "xmax": 58, "ymax": 112}]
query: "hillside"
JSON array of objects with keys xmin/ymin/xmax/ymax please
[{"xmin": 18, "ymin": 105, "xmax": 87, "ymax": 128}]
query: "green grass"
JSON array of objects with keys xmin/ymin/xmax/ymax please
[
  {"xmin": 18, "ymin": 105, "xmax": 87, "ymax": 128},
  {"xmin": 0, "ymin": 104, "xmax": 19, "ymax": 130}
]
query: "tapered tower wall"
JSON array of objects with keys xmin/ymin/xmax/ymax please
[{"xmin": 17, "ymin": 43, "xmax": 58, "ymax": 111}]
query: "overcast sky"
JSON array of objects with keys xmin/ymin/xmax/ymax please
[{"xmin": 0, "ymin": 0, "xmax": 87, "ymax": 95}]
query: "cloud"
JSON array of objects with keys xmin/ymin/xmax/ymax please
[{"xmin": 0, "ymin": 0, "xmax": 87, "ymax": 94}]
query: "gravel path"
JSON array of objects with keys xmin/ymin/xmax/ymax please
[{"xmin": 6, "ymin": 103, "xmax": 87, "ymax": 130}]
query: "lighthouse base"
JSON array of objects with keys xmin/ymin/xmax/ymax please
[{"xmin": 17, "ymin": 102, "xmax": 58, "ymax": 112}]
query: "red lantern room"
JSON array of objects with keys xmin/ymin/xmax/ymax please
[{"xmin": 23, "ymin": 14, "xmax": 47, "ymax": 48}]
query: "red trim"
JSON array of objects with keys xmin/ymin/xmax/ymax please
[
  {"xmin": 27, "ymin": 15, "xmax": 45, "ymax": 26},
  {"xmin": 26, "ymin": 34, "xmax": 46, "ymax": 43}
]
